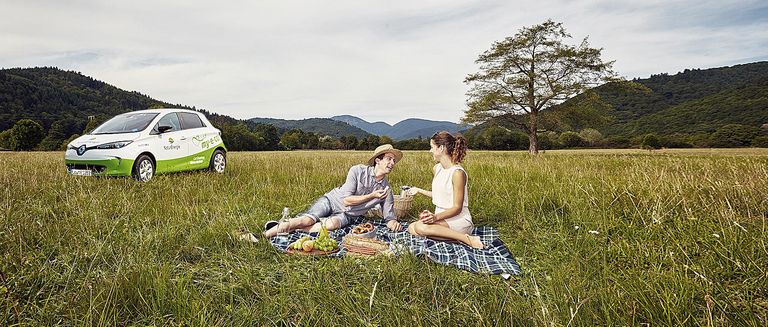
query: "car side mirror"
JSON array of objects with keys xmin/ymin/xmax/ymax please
[{"xmin": 158, "ymin": 125, "xmax": 173, "ymax": 133}]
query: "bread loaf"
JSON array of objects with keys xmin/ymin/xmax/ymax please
[{"xmin": 342, "ymin": 235, "xmax": 390, "ymax": 255}]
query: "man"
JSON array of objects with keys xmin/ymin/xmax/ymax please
[{"xmin": 263, "ymin": 144, "xmax": 404, "ymax": 238}]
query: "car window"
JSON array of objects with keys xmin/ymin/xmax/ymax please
[
  {"xmin": 155, "ymin": 113, "xmax": 182, "ymax": 133},
  {"xmin": 91, "ymin": 113, "xmax": 158, "ymax": 135},
  {"xmin": 179, "ymin": 112, "xmax": 205, "ymax": 129}
]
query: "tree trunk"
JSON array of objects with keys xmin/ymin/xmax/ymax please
[{"xmin": 528, "ymin": 112, "xmax": 539, "ymax": 155}]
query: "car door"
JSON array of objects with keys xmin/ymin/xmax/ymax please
[
  {"xmin": 179, "ymin": 112, "xmax": 215, "ymax": 170},
  {"xmin": 150, "ymin": 112, "xmax": 189, "ymax": 173}
]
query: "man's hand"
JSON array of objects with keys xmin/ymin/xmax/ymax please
[
  {"xmin": 386, "ymin": 219, "xmax": 403, "ymax": 232},
  {"xmin": 370, "ymin": 186, "xmax": 389, "ymax": 200}
]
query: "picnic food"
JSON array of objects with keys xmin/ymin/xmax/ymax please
[
  {"xmin": 291, "ymin": 236, "xmax": 312, "ymax": 251},
  {"xmin": 313, "ymin": 224, "xmax": 338, "ymax": 252},
  {"xmin": 287, "ymin": 224, "xmax": 338, "ymax": 253},
  {"xmin": 302, "ymin": 240, "xmax": 315, "ymax": 252},
  {"xmin": 351, "ymin": 223, "xmax": 375, "ymax": 235},
  {"xmin": 342, "ymin": 235, "xmax": 390, "ymax": 256}
]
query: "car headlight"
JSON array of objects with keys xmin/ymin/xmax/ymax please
[{"xmin": 95, "ymin": 141, "xmax": 133, "ymax": 149}]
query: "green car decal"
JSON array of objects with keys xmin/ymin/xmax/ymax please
[
  {"xmin": 193, "ymin": 135, "xmax": 222, "ymax": 150},
  {"xmin": 66, "ymin": 145, "xmax": 223, "ymax": 177}
]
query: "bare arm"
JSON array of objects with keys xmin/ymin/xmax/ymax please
[
  {"xmin": 410, "ymin": 188, "xmax": 433, "ymax": 198},
  {"xmin": 407, "ymin": 164, "xmax": 438, "ymax": 197},
  {"xmin": 343, "ymin": 187, "xmax": 388, "ymax": 206},
  {"xmin": 343, "ymin": 193, "xmax": 373, "ymax": 206}
]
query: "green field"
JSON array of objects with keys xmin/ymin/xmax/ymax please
[{"xmin": 2, "ymin": 149, "xmax": 767, "ymax": 326}]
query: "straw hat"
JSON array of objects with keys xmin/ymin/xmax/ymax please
[{"xmin": 367, "ymin": 144, "xmax": 403, "ymax": 166}]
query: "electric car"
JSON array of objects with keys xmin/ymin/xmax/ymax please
[{"xmin": 65, "ymin": 108, "xmax": 227, "ymax": 182}]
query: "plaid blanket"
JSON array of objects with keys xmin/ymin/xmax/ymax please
[{"xmin": 269, "ymin": 217, "xmax": 522, "ymax": 276}]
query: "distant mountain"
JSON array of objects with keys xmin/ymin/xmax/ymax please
[
  {"xmin": 331, "ymin": 115, "xmax": 392, "ymax": 135},
  {"xmin": 331, "ymin": 115, "xmax": 468, "ymax": 140},
  {"xmin": 248, "ymin": 117, "xmax": 371, "ymax": 138}
]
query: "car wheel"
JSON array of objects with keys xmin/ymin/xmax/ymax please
[
  {"xmin": 209, "ymin": 149, "xmax": 226, "ymax": 173},
  {"xmin": 132, "ymin": 154, "xmax": 154, "ymax": 182}
]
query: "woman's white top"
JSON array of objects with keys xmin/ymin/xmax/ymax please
[{"xmin": 432, "ymin": 164, "xmax": 472, "ymax": 224}]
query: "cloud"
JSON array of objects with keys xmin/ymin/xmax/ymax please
[{"xmin": 1, "ymin": 0, "xmax": 766, "ymax": 124}]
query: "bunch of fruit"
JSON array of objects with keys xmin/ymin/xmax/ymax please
[
  {"xmin": 289, "ymin": 224, "xmax": 338, "ymax": 252},
  {"xmin": 313, "ymin": 224, "xmax": 338, "ymax": 252}
]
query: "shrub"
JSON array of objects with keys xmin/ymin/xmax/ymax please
[
  {"xmin": 601, "ymin": 135, "xmax": 631, "ymax": 148},
  {"xmin": 640, "ymin": 133, "xmax": 662, "ymax": 150},
  {"xmin": 752, "ymin": 135, "xmax": 768, "ymax": 148},
  {"xmin": 9, "ymin": 119, "xmax": 45, "ymax": 151},
  {"xmin": 558, "ymin": 131, "xmax": 584, "ymax": 148},
  {"xmin": 578, "ymin": 128, "xmax": 603, "ymax": 147}
]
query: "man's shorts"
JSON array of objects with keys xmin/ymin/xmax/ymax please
[{"xmin": 299, "ymin": 196, "xmax": 358, "ymax": 228}]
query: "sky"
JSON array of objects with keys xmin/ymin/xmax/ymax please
[{"xmin": 2, "ymin": 0, "xmax": 767, "ymax": 125}]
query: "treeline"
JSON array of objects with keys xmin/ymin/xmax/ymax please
[
  {"xmin": 3, "ymin": 114, "xmax": 766, "ymax": 152},
  {"xmin": 463, "ymin": 123, "xmax": 768, "ymax": 150},
  {"xmin": 216, "ymin": 121, "xmax": 428, "ymax": 151},
  {"xmin": 0, "ymin": 115, "xmax": 430, "ymax": 151}
]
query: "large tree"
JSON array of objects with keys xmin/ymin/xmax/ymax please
[{"xmin": 464, "ymin": 20, "xmax": 617, "ymax": 154}]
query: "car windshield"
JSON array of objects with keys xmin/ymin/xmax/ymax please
[{"xmin": 91, "ymin": 113, "xmax": 159, "ymax": 135}]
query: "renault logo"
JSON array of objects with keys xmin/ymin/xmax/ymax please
[{"xmin": 77, "ymin": 145, "xmax": 87, "ymax": 156}]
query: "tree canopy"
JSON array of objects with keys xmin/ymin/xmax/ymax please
[{"xmin": 464, "ymin": 19, "xmax": 616, "ymax": 154}]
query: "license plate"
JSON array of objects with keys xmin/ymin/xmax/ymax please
[{"xmin": 69, "ymin": 169, "xmax": 92, "ymax": 176}]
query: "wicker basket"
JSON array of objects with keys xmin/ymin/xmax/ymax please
[{"xmin": 366, "ymin": 194, "xmax": 414, "ymax": 219}]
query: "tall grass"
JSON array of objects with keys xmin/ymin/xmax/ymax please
[{"xmin": 1, "ymin": 149, "xmax": 766, "ymax": 325}]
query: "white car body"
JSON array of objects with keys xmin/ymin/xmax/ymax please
[{"xmin": 64, "ymin": 108, "xmax": 227, "ymax": 180}]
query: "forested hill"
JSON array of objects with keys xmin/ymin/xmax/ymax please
[
  {"xmin": 553, "ymin": 61, "xmax": 768, "ymax": 136},
  {"xmin": 0, "ymin": 67, "xmax": 183, "ymax": 134}
]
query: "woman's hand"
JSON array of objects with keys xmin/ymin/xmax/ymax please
[
  {"xmin": 419, "ymin": 210, "xmax": 436, "ymax": 224},
  {"xmin": 406, "ymin": 187, "xmax": 422, "ymax": 196}
]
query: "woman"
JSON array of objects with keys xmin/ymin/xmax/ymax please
[{"xmin": 406, "ymin": 131, "xmax": 484, "ymax": 249}]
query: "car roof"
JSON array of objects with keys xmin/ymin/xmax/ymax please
[{"xmin": 126, "ymin": 108, "xmax": 202, "ymax": 115}]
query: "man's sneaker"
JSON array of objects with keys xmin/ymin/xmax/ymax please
[
  {"xmin": 264, "ymin": 220, "xmax": 289, "ymax": 236},
  {"xmin": 264, "ymin": 220, "xmax": 279, "ymax": 232}
]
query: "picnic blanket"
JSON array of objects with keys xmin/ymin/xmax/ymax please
[{"xmin": 269, "ymin": 217, "xmax": 522, "ymax": 276}]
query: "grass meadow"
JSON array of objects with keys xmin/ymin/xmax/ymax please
[{"xmin": 1, "ymin": 149, "xmax": 767, "ymax": 326}]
